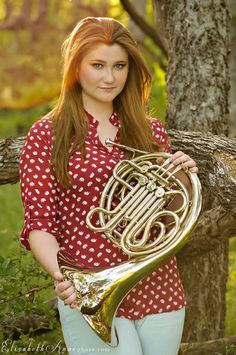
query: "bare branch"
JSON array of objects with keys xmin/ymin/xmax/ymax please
[
  {"xmin": 0, "ymin": 0, "xmax": 54, "ymax": 31},
  {"xmin": 0, "ymin": 136, "xmax": 25, "ymax": 184},
  {"xmin": 169, "ymin": 130, "xmax": 236, "ymax": 209},
  {"xmin": 34, "ymin": 0, "xmax": 49, "ymax": 25},
  {"xmin": 137, "ymin": 40, "xmax": 167, "ymax": 71},
  {"xmin": 0, "ymin": 282, "xmax": 52, "ymax": 305},
  {"xmin": 22, "ymin": 0, "xmax": 31, "ymax": 19},
  {"xmin": 0, "ymin": 0, "xmax": 31, "ymax": 30},
  {"xmin": 4, "ymin": 0, "xmax": 13, "ymax": 22},
  {"xmin": 0, "ymin": 131, "xmax": 235, "ymax": 208},
  {"xmin": 119, "ymin": 0, "xmax": 168, "ymax": 57}
]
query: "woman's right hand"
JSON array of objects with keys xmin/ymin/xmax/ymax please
[{"xmin": 53, "ymin": 271, "xmax": 77, "ymax": 307}]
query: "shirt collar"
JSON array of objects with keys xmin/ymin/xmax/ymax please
[
  {"xmin": 109, "ymin": 112, "xmax": 120, "ymax": 127},
  {"xmin": 85, "ymin": 110, "xmax": 120, "ymax": 128}
]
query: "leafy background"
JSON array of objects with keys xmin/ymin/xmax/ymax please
[{"xmin": 0, "ymin": 0, "xmax": 235, "ymax": 352}]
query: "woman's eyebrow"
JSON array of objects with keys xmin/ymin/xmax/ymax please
[
  {"xmin": 89, "ymin": 59, "xmax": 106, "ymax": 63},
  {"xmin": 89, "ymin": 59, "xmax": 128, "ymax": 63}
]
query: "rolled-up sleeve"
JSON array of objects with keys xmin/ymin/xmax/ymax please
[
  {"xmin": 19, "ymin": 119, "xmax": 61, "ymax": 250},
  {"xmin": 150, "ymin": 118, "xmax": 172, "ymax": 153}
]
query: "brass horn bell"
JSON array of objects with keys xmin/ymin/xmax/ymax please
[{"xmin": 57, "ymin": 139, "xmax": 202, "ymax": 346}]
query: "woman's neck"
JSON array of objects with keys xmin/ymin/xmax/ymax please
[{"xmin": 82, "ymin": 96, "xmax": 114, "ymax": 123}]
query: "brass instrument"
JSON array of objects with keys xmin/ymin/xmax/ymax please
[{"xmin": 57, "ymin": 139, "xmax": 202, "ymax": 346}]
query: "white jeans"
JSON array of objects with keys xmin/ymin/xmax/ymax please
[{"xmin": 57, "ymin": 299, "xmax": 185, "ymax": 355}]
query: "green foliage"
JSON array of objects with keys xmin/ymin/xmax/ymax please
[
  {"xmin": 108, "ymin": 0, "xmax": 129, "ymax": 23},
  {"xmin": 0, "ymin": 184, "xmax": 64, "ymax": 350},
  {"xmin": 149, "ymin": 65, "xmax": 167, "ymax": 121},
  {"xmin": 0, "ymin": 0, "xmax": 108, "ymax": 108},
  {"xmin": 0, "ymin": 247, "xmax": 61, "ymax": 348},
  {"xmin": 0, "ymin": 101, "xmax": 55, "ymax": 139},
  {"xmin": 0, "ymin": 184, "xmax": 24, "ymax": 255},
  {"xmin": 226, "ymin": 237, "xmax": 236, "ymax": 336},
  {"xmin": 0, "ymin": 0, "xmax": 167, "ymax": 122}
]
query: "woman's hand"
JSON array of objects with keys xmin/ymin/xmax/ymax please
[
  {"xmin": 53, "ymin": 271, "xmax": 77, "ymax": 308},
  {"xmin": 171, "ymin": 151, "xmax": 198, "ymax": 173}
]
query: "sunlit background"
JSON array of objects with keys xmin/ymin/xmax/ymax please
[
  {"xmin": 0, "ymin": 0, "xmax": 235, "ymax": 349},
  {"xmin": 0, "ymin": 0, "xmax": 167, "ymax": 138}
]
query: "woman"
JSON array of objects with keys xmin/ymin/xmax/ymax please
[{"xmin": 19, "ymin": 17, "xmax": 198, "ymax": 355}]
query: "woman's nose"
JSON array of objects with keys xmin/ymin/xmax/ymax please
[{"xmin": 103, "ymin": 68, "xmax": 115, "ymax": 83}]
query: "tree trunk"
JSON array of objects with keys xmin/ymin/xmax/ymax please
[
  {"xmin": 163, "ymin": 1, "xmax": 229, "ymax": 136},
  {"xmin": 154, "ymin": 0, "xmax": 231, "ymax": 342}
]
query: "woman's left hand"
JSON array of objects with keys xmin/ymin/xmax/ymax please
[{"xmin": 171, "ymin": 151, "xmax": 198, "ymax": 173}]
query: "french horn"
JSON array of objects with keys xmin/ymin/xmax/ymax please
[{"xmin": 57, "ymin": 139, "xmax": 202, "ymax": 346}]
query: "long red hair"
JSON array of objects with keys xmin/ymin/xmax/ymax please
[{"xmin": 50, "ymin": 17, "xmax": 161, "ymax": 187}]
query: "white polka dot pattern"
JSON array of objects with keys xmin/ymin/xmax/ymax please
[{"xmin": 19, "ymin": 112, "xmax": 186, "ymax": 320}]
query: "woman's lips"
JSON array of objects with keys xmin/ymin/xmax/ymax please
[{"xmin": 99, "ymin": 87, "xmax": 115, "ymax": 91}]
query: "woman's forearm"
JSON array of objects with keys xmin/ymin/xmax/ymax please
[
  {"xmin": 29, "ymin": 230, "xmax": 77, "ymax": 304},
  {"xmin": 29, "ymin": 230, "xmax": 60, "ymax": 278}
]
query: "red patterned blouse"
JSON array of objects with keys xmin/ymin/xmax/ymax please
[{"xmin": 19, "ymin": 111, "xmax": 186, "ymax": 319}]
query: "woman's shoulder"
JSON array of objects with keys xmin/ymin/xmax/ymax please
[
  {"xmin": 149, "ymin": 117, "xmax": 166, "ymax": 130},
  {"xmin": 148, "ymin": 117, "xmax": 169, "ymax": 145},
  {"xmin": 29, "ymin": 116, "xmax": 53, "ymax": 133},
  {"xmin": 27, "ymin": 116, "xmax": 54, "ymax": 145}
]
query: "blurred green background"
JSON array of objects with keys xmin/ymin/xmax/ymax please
[{"xmin": 0, "ymin": 0, "xmax": 235, "ymax": 351}]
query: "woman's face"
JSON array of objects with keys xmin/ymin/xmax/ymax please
[{"xmin": 78, "ymin": 43, "xmax": 129, "ymax": 107}]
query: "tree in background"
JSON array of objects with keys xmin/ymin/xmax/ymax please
[
  {"xmin": 121, "ymin": 0, "xmax": 236, "ymax": 352},
  {"xmin": 157, "ymin": 0, "xmax": 229, "ymax": 341}
]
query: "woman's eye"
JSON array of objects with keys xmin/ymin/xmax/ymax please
[
  {"xmin": 115, "ymin": 64, "xmax": 126, "ymax": 70},
  {"xmin": 93, "ymin": 63, "xmax": 103, "ymax": 69}
]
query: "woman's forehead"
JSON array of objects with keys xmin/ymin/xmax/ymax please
[{"xmin": 84, "ymin": 43, "xmax": 128, "ymax": 61}]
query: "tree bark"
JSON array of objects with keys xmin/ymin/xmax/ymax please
[
  {"xmin": 1, "ymin": 132, "xmax": 235, "ymax": 188},
  {"xmin": 169, "ymin": 130, "xmax": 236, "ymax": 210},
  {"xmin": 0, "ymin": 137, "xmax": 25, "ymax": 185},
  {"xmin": 153, "ymin": 0, "xmax": 231, "ymax": 342},
  {"xmin": 159, "ymin": 0, "xmax": 230, "ymax": 136}
]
